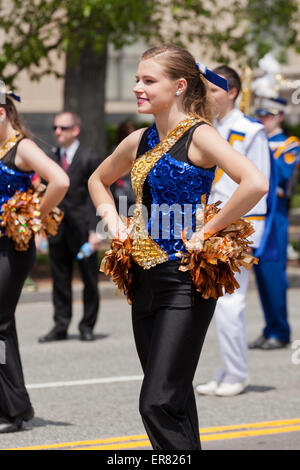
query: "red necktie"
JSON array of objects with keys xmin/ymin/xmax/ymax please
[{"xmin": 61, "ymin": 151, "xmax": 69, "ymax": 171}]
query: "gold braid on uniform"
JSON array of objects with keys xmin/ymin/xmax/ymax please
[
  {"xmin": 130, "ymin": 116, "xmax": 202, "ymax": 269},
  {"xmin": 100, "ymin": 116, "xmax": 202, "ymax": 303}
]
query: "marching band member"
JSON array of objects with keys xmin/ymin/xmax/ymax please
[
  {"xmin": 196, "ymin": 65, "xmax": 272, "ymax": 397},
  {"xmin": 250, "ymin": 95, "xmax": 300, "ymax": 349}
]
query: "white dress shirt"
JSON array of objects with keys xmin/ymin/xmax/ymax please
[{"xmin": 60, "ymin": 139, "xmax": 80, "ymax": 166}]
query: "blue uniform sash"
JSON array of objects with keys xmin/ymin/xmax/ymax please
[{"xmin": 254, "ymin": 147, "xmax": 278, "ymax": 260}]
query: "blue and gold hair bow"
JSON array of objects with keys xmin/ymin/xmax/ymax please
[
  {"xmin": 6, "ymin": 91, "xmax": 21, "ymax": 102},
  {"xmin": 0, "ymin": 82, "xmax": 21, "ymax": 103},
  {"xmin": 196, "ymin": 62, "xmax": 228, "ymax": 92}
]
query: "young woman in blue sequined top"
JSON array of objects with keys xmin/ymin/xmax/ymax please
[
  {"xmin": 0, "ymin": 95, "xmax": 69, "ymax": 433},
  {"xmin": 88, "ymin": 44, "xmax": 268, "ymax": 450}
]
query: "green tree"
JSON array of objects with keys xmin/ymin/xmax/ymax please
[
  {"xmin": 0, "ymin": 0, "xmax": 299, "ymax": 156},
  {"xmin": 0, "ymin": 0, "xmax": 163, "ymax": 155}
]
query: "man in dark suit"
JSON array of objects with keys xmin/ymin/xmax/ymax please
[{"xmin": 39, "ymin": 111, "xmax": 102, "ymax": 342}]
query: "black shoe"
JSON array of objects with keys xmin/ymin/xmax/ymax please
[
  {"xmin": 0, "ymin": 415, "xmax": 24, "ymax": 434},
  {"xmin": 22, "ymin": 406, "xmax": 35, "ymax": 422},
  {"xmin": 38, "ymin": 329, "xmax": 67, "ymax": 343},
  {"xmin": 79, "ymin": 330, "xmax": 95, "ymax": 341},
  {"xmin": 248, "ymin": 335, "xmax": 267, "ymax": 349},
  {"xmin": 260, "ymin": 337, "xmax": 289, "ymax": 350},
  {"xmin": 0, "ymin": 405, "xmax": 34, "ymax": 434}
]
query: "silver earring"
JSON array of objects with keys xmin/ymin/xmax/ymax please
[
  {"xmin": 0, "ymin": 117, "xmax": 4, "ymax": 124},
  {"xmin": 175, "ymin": 91, "xmax": 181, "ymax": 96}
]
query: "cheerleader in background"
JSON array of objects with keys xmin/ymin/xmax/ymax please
[{"xmin": 0, "ymin": 92, "xmax": 69, "ymax": 433}]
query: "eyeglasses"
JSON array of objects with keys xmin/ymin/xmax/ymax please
[{"xmin": 53, "ymin": 125, "xmax": 74, "ymax": 131}]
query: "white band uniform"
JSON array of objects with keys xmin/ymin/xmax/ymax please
[{"xmin": 207, "ymin": 108, "xmax": 271, "ymax": 387}]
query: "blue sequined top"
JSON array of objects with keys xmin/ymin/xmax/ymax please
[
  {"xmin": 0, "ymin": 141, "xmax": 33, "ymax": 234},
  {"xmin": 138, "ymin": 123, "xmax": 215, "ymax": 260}
]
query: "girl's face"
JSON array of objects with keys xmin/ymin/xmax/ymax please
[{"xmin": 133, "ymin": 58, "xmax": 179, "ymax": 115}]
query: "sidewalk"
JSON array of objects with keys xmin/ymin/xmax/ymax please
[
  {"xmin": 20, "ymin": 278, "xmax": 118, "ymax": 304},
  {"xmin": 20, "ymin": 264, "xmax": 300, "ymax": 304}
]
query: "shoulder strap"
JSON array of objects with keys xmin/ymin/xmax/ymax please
[
  {"xmin": 185, "ymin": 122, "xmax": 206, "ymax": 151},
  {"xmin": 0, "ymin": 133, "xmax": 24, "ymax": 161},
  {"xmin": 185, "ymin": 122, "xmax": 216, "ymax": 172},
  {"xmin": 136, "ymin": 128, "xmax": 149, "ymax": 159}
]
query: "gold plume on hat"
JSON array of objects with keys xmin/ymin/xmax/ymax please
[{"xmin": 239, "ymin": 66, "xmax": 253, "ymax": 115}]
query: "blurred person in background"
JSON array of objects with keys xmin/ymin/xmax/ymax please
[
  {"xmin": 38, "ymin": 111, "xmax": 102, "ymax": 344},
  {"xmin": 196, "ymin": 65, "xmax": 271, "ymax": 397},
  {"xmin": 249, "ymin": 95, "xmax": 300, "ymax": 350},
  {"xmin": 0, "ymin": 92, "xmax": 69, "ymax": 433}
]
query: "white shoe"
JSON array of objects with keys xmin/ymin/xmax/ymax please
[
  {"xmin": 215, "ymin": 378, "xmax": 249, "ymax": 397},
  {"xmin": 196, "ymin": 380, "xmax": 218, "ymax": 396},
  {"xmin": 287, "ymin": 243, "xmax": 299, "ymax": 261}
]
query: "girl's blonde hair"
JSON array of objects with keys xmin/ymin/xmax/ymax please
[{"xmin": 141, "ymin": 44, "xmax": 212, "ymax": 124}]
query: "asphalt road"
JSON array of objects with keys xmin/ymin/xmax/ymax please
[{"xmin": 1, "ymin": 284, "xmax": 300, "ymax": 451}]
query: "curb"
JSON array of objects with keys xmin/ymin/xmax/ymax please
[
  {"xmin": 20, "ymin": 267, "xmax": 300, "ymax": 304},
  {"xmin": 19, "ymin": 281, "xmax": 121, "ymax": 304}
]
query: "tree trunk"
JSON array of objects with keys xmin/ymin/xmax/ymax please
[{"xmin": 64, "ymin": 43, "xmax": 107, "ymax": 160}]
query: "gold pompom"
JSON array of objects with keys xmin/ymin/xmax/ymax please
[
  {"xmin": 0, "ymin": 189, "xmax": 42, "ymax": 250},
  {"xmin": 0, "ymin": 188, "xmax": 64, "ymax": 251},
  {"xmin": 100, "ymin": 237, "xmax": 133, "ymax": 304},
  {"xmin": 177, "ymin": 198, "xmax": 258, "ymax": 299},
  {"xmin": 34, "ymin": 183, "xmax": 64, "ymax": 238},
  {"xmin": 40, "ymin": 207, "xmax": 64, "ymax": 238}
]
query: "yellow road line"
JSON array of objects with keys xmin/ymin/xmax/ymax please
[
  {"xmin": 201, "ymin": 424, "xmax": 300, "ymax": 442},
  {"xmin": 74, "ymin": 441, "xmax": 151, "ymax": 450},
  {"xmin": 4, "ymin": 434, "xmax": 149, "ymax": 451},
  {"xmin": 200, "ymin": 418, "xmax": 300, "ymax": 433},
  {"xmin": 74, "ymin": 424, "xmax": 300, "ymax": 450},
  {"xmin": 4, "ymin": 418, "xmax": 300, "ymax": 450}
]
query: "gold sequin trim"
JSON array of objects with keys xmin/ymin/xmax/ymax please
[
  {"xmin": 130, "ymin": 116, "xmax": 202, "ymax": 269},
  {"xmin": 0, "ymin": 132, "xmax": 24, "ymax": 161}
]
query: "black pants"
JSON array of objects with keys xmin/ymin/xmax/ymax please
[
  {"xmin": 0, "ymin": 237, "xmax": 36, "ymax": 420},
  {"xmin": 132, "ymin": 260, "xmax": 216, "ymax": 450},
  {"xmin": 49, "ymin": 236, "xmax": 99, "ymax": 334}
]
